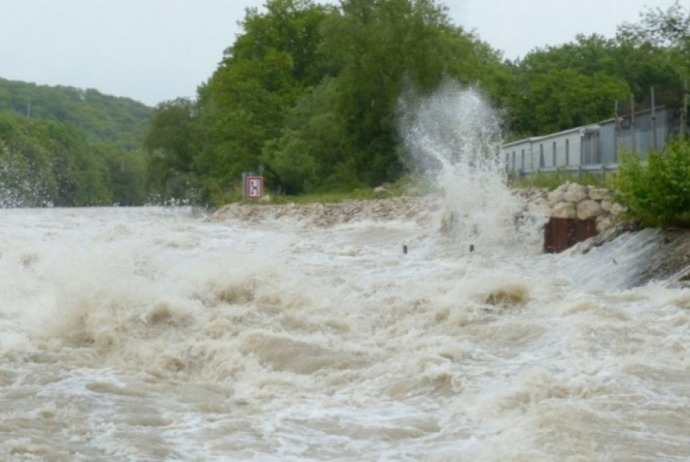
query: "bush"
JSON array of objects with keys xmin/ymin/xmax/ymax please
[{"xmin": 612, "ymin": 140, "xmax": 690, "ymax": 228}]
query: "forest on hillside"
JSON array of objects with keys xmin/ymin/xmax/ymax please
[
  {"xmin": 145, "ymin": 0, "xmax": 690, "ymax": 206},
  {"xmin": 0, "ymin": 78, "xmax": 151, "ymax": 206}
]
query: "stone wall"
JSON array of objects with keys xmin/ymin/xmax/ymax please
[{"xmin": 517, "ymin": 182, "xmax": 625, "ymax": 234}]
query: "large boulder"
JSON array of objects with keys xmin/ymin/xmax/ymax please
[
  {"xmin": 563, "ymin": 183, "xmax": 588, "ymax": 203},
  {"xmin": 577, "ymin": 199, "xmax": 603, "ymax": 220},
  {"xmin": 547, "ymin": 183, "xmax": 568, "ymax": 206},
  {"xmin": 596, "ymin": 214, "xmax": 615, "ymax": 233},
  {"xmin": 552, "ymin": 202, "xmax": 577, "ymax": 219},
  {"xmin": 588, "ymin": 188, "xmax": 608, "ymax": 201},
  {"xmin": 600, "ymin": 199, "xmax": 613, "ymax": 213}
]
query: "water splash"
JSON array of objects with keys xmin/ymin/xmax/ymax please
[
  {"xmin": 0, "ymin": 141, "xmax": 54, "ymax": 208},
  {"xmin": 398, "ymin": 81, "xmax": 531, "ymax": 248}
]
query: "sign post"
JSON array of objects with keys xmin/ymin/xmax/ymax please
[{"xmin": 245, "ymin": 175, "xmax": 264, "ymax": 200}]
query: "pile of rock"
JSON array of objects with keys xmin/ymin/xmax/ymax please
[
  {"xmin": 515, "ymin": 182, "xmax": 626, "ymax": 233},
  {"xmin": 549, "ymin": 182, "xmax": 625, "ymax": 233},
  {"xmin": 209, "ymin": 195, "xmax": 442, "ymax": 227}
]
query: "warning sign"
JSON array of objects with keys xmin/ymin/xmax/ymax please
[{"xmin": 245, "ymin": 176, "xmax": 263, "ymax": 199}]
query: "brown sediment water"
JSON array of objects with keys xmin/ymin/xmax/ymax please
[{"xmin": 0, "ymin": 204, "xmax": 688, "ymax": 461}]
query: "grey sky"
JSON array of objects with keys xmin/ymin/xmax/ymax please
[{"xmin": 0, "ymin": 0, "xmax": 674, "ymax": 107}]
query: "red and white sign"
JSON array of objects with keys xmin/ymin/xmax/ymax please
[{"xmin": 245, "ymin": 176, "xmax": 264, "ymax": 199}]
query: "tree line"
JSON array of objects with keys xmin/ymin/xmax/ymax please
[{"xmin": 144, "ymin": 0, "xmax": 690, "ymax": 206}]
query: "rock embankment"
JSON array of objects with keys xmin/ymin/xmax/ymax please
[
  {"xmin": 516, "ymin": 182, "xmax": 625, "ymax": 234},
  {"xmin": 210, "ymin": 183, "xmax": 627, "ymax": 233},
  {"xmin": 209, "ymin": 195, "xmax": 443, "ymax": 227}
]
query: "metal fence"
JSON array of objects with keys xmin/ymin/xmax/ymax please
[
  {"xmin": 508, "ymin": 84, "xmax": 688, "ymax": 179},
  {"xmin": 514, "ymin": 163, "xmax": 618, "ymax": 180}
]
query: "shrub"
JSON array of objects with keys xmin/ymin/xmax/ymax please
[{"xmin": 612, "ymin": 140, "xmax": 690, "ymax": 228}]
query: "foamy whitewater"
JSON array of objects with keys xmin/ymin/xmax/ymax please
[{"xmin": 2, "ymin": 88, "xmax": 690, "ymax": 461}]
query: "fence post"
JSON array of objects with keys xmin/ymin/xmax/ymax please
[
  {"xmin": 651, "ymin": 86, "xmax": 657, "ymax": 150},
  {"xmin": 682, "ymin": 80, "xmax": 688, "ymax": 139},
  {"xmin": 614, "ymin": 100, "xmax": 619, "ymax": 162},
  {"xmin": 630, "ymin": 94, "xmax": 636, "ymax": 153}
]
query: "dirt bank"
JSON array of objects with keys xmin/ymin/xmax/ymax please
[{"xmin": 209, "ymin": 195, "xmax": 445, "ymax": 227}]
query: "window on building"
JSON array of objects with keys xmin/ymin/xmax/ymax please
[
  {"xmin": 521, "ymin": 149, "xmax": 525, "ymax": 169},
  {"xmin": 552, "ymin": 142, "xmax": 557, "ymax": 166},
  {"xmin": 565, "ymin": 139, "xmax": 570, "ymax": 165}
]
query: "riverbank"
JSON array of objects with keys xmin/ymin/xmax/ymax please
[
  {"xmin": 209, "ymin": 195, "xmax": 444, "ymax": 227},
  {"xmin": 209, "ymin": 184, "xmax": 690, "ymax": 288},
  {"xmin": 210, "ymin": 182, "xmax": 624, "ymax": 233}
]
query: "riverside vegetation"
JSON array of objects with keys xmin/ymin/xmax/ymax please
[{"xmin": 2, "ymin": 0, "xmax": 690, "ymax": 229}]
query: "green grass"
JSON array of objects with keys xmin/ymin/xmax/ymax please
[
  {"xmin": 269, "ymin": 189, "xmax": 374, "ymax": 204},
  {"xmin": 252, "ymin": 173, "xmax": 436, "ymax": 205},
  {"xmin": 234, "ymin": 168, "xmax": 612, "ymax": 206},
  {"xmin": 510, "ymin": 169, "xmax": 610, "ymax": 190}
]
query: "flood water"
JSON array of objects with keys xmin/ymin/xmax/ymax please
[
  {"xmin": 3, "ymin": 85, "xmax": 690, "ymax": 461},
  {"xmin": 1, "ymin": 204, "xmax": 690, "ymax": 461}
]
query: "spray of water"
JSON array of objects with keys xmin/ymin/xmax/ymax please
[
  {"xmin": 0, "ymin": 141, "xmax": 53, "ymax": 208},
  {"xmin": 398, "ymin": 80, "xmax": 535, "ymax": 248}
]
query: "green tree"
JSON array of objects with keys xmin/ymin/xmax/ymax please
[
  {"xmin": 261, "ymin": 78, "xmax": 354, "ymax": 194},
  {"xmin": 0, "ymin": 113, "xmax": 115, "ymax": 206},
  {"xmin": 143, "ymin": 0, "xmax": 515, "ymax": 203},
  {"xmin": 100, "ymin": 145, "xmax": 148, "ymax": 205},
  {"xmin": 509, "ymin": 32, "xmax": 679, "ymax": 136},
  {"xmin": 185, "ymin": 0, "xmax": 333, "ymax": 204},
  {"xmin": 0, "ymin": 77, "xmax": 152, "ymax": 206},
  {"xmin": 518, "ymin": 69, "xmax": 629, "ymax": 134},
  {"xmin": 0, "ymin": 113, "xmax": 56, "ymax": 206},
  {"xmin": 0, "ymin": 77, "xmax": 151, "ymax": 150},
  {"xmin": 618, "ymin": 2, "xmax": 690, "ymax": 75},
  {"xmin": 38, "ymin": 121, "xmax": 112, "ymax": 206},
  {"xmin": 319, "ymin": 0, "xmax": 505, "ymax": 185}
]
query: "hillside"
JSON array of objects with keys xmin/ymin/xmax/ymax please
[
  {"xmin": 0, "ymin": 77, "xmax": 151, "ymax": 206},
  {"xmin": 0, "ymin": 77, "xmax": 152, "ymax": 150}
]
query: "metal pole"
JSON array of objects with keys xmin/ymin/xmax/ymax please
[
  {"xmin": 614, "ymin": 100, "xmax": 619, "ymax": 162},
  {"xmin": 651, "ymin": 86, "xmax": 657, "ymax": 149},
  {"xmin": 680, "ymin": 80, "xmax": 688, "ymax": 139},
  {"xmin": 631, "ymin": 94, "xmax": 636, "ymax": 153}
]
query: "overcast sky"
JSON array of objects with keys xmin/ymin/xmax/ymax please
[{"xmin": 0, "ymin": 0, "xmax": 675, "ymax": 107}]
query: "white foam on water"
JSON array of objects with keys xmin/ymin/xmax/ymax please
[{"xmin": 1, "ymin": 205, "xmax": 689, "ymax": 461}]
